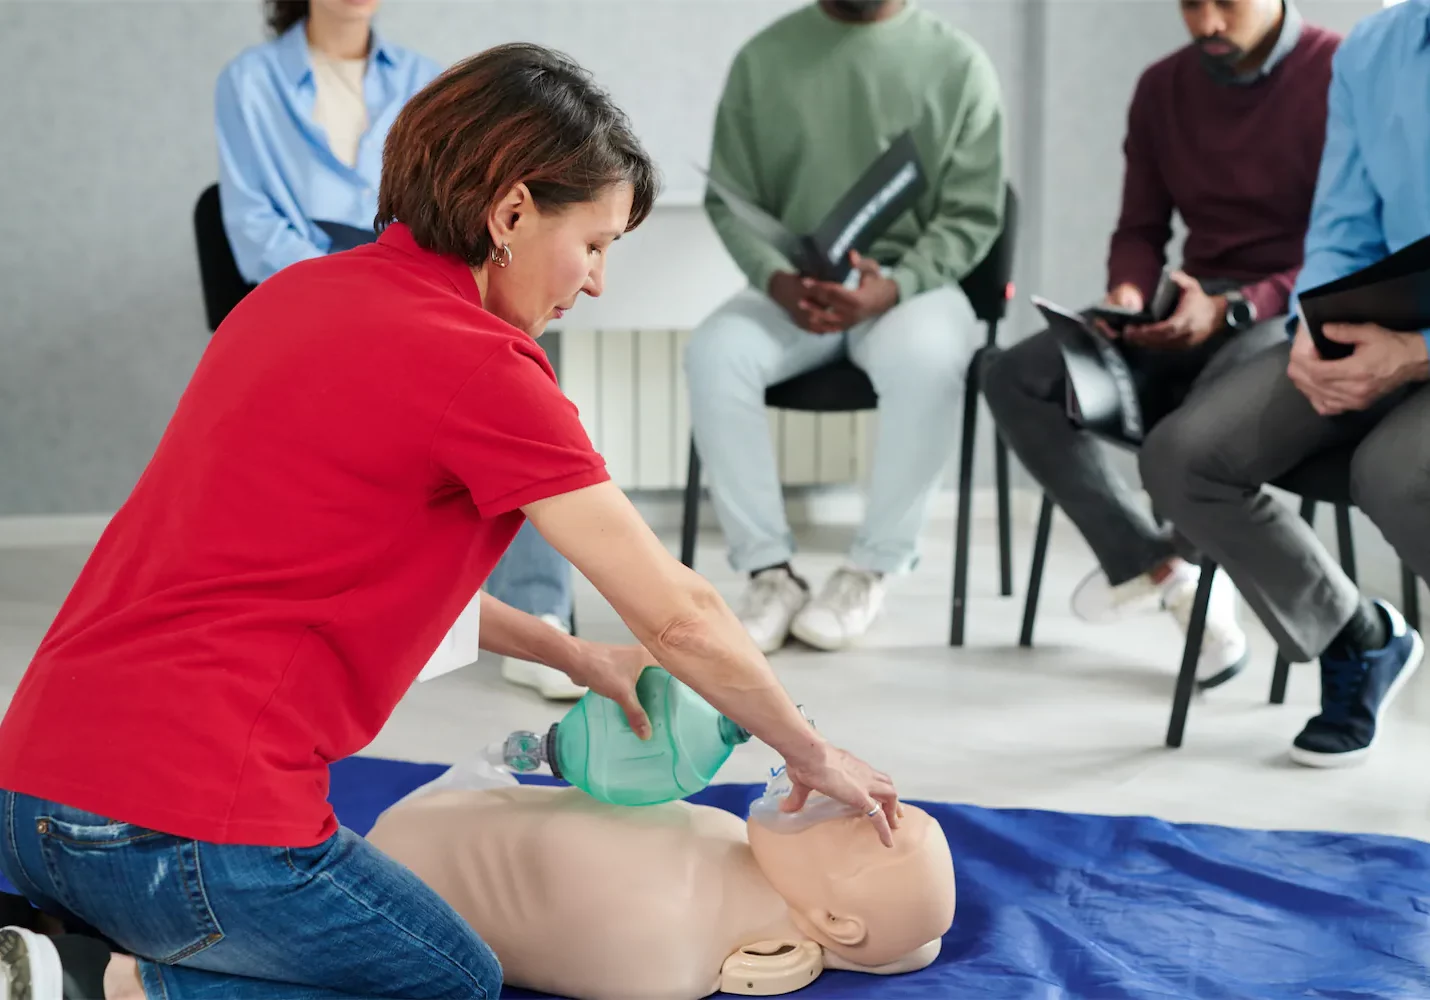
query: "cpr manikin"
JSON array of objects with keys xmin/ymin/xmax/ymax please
[{"xmin": 366, "ymin": 760, "xmax": 955, "ymax": 1000}]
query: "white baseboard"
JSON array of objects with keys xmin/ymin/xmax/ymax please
[{"xmin": 0, "ymin": 487, "xmax": 1042, "ymax": 550}]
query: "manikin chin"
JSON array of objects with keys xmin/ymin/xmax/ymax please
[{"xmin": 367, "ymin": 774, "xmax": 955, "ymax": 1000}]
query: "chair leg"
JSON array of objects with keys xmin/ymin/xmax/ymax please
[
  {"xmin": 950, "ymin": 352, "xmax": 983, "ymax": 646},
  {"xmin": 680, "ymin": 438, "xmax": 701, "ymax": 569},
  {"xmin": 1271, "ymin": 497, "xmax": 1317, "ymax": 704},
  {"xmin": 1334, "ymin": 503, "xmax": 1357, "ymax": 584},
  {"xmin": 995, "ymin": 434, "xmax": 1013, "ymax": 598},
  {"xmin": 1402, "ymin": 562, "xmax": 1421, "ymax": 632},
  {"xmin": 983, "ymin": 319, "xmax": 1013, "ymax": 600},
  {"xmin": 1018, "ymin": 494, "xmax": 1055, "ymax": 648},
  {"xmin": 1167, "ymin": 560, "xmax": 1217, "ymax": 748}
]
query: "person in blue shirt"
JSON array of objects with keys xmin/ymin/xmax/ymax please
[
  {"xmin": 1140, "ymin": 0, "xmax": 1430, "ymax": 769},
  {"xmin": 216, "ymin": 0, "xmax": 441, "ymax": 284},
  {"xmin": 217, "ymin": 0, "xmax": 588, "ymax": 701}
]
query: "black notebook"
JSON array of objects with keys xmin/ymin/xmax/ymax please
[
  {"xmin": 701, "ymin": 131, "xmax": 928, "ymax": 284},
  {"xmin": 1299, "ymin": 233, "xmax": 1430, "ymax": 360},
  {"xmin": 1032, "ymin": 296, "xmax": 1185, "ymax": 446},
  {"xmin": 315, "ymin": 220, "xmax": 378, "ymax": 253}
]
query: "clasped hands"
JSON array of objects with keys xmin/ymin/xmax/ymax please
[
  {"xmin": 1285, "ymin": 318, "xmax": 1429, "ymax": 416},
  {"xmin": 769, "ymin": 251, "xmax": 899, "ymax": 333}
]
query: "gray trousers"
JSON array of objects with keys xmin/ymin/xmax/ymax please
[
  {"xmin": 981, "ymin": 316, "xmax": 1288, "ymax": 585},
  {"xmin": 1140, "ymin": 340, "xmax": 1430, "ymax": 662}
]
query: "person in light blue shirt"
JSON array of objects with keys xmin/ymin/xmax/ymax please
[
  {"xmin": 1140, "ymin": 0, "xmax": 1430, "ymax": 770},
  {"xmin": 216, "ymin": 0, "xmax": 441, "ymax": 284},
  {"xmin": 217, "ymin": 0, "xmax": 587, "ymax": 702}
]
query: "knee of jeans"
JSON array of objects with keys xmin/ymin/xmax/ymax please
[
  {"xmin": 866, "ymin": 326, "xmax": 969, "ymax": 400},
  {"xmin": 683, "ymin": 321, "xmax": 764, "ymax": 400},
  {"xmin": 461, "ymin": 933, "xmax": 503, "ymax": 999}
]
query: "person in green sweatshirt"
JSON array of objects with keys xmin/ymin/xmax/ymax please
[{"xmin": 685, "ymin": 0, "xmax": 1006, "ymax": 653}]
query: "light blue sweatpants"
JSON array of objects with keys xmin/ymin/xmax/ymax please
[{"xmin": 684, "ymin": 285, "xmax": 977, "ymax": 575}]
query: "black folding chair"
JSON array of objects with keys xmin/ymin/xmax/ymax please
[
  {"xmin": 679, "ymin": 185, "xmax": 1020, "ymax": 648},
  {"xmin": 193, "ymin": 183, "xmax": 256, "ymax": 333},
  {"xmin": 1018, "ymin": 442, "xmax": 1421, "ymax": 747}
]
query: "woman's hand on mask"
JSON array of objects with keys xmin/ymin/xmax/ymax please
[{"xmin": 781, "ymin": 743, "xmax": 902, "ymax": 847}]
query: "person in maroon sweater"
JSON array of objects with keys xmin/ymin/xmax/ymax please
[{"xmin": 982, "ymin": 0, "xmax": 1339, "ymax": 686}]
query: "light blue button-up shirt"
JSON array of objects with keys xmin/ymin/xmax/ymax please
[
  {"xmin": 215, "ymin": 21, "xmax": 441, "ymax": 283},
  {"xmin": 1289, "ymin": 0, "xmax": 1430, "ymax": 353}
]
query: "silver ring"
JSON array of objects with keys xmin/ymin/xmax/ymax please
[{"xmin": 866, "ymin": 805, "xmax": 880, "ymax": 817}]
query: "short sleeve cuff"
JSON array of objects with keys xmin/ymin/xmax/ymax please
[{"xmin": 472, "ymin": 463, "xmax": 611, "ymax": 519}]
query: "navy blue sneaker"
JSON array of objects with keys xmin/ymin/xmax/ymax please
[{"xmin": 1290, "ymin": 600, "xmax": 1423, "ymax": 768}]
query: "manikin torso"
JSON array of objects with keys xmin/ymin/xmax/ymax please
[{"xmin": 366, "ymin": 784, "xmax": 940, "ymax": 1000}]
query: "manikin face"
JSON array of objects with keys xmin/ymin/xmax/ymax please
[
  {"xmin": 1180, "ymin": 0, "xmax": 1283, "ymax": 76},
  {"xmin": 747, "ymin": 804, "xmax": 956, "ymax": 969},
  {"xmin": 475, "ymin": 183, "xmax": 632, "ymax": 338}
]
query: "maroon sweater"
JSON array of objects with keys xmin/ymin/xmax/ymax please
[{"xmin": 1106, "ymin": 24, "xmax": 1341, "ymax": 319}]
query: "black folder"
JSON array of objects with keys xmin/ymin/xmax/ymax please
[
  {"xmin": 1033, "ymin": 296, "xmax": 1183, "ymax": 446},
  {"xmin": 315, "ymin": 220, "xmax": 378, "ymax": 253},
  {"xmin": 1298, "ymin": 233, "xmax": 1430, "ymax": 360},
  {"xmin": 701, "ymin": 130, "xmax": 928, "ymax": 284}
]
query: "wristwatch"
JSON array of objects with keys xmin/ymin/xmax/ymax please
[{"xmin": 1223, "ymin": 290, "xmax": 1257, "ymax": 331}]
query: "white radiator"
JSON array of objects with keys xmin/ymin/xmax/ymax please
[{"xmin": 558, "ymin": 328, "xmax": 874, "ymax": 491}]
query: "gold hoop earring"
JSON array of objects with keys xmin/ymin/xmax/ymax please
[{"xmin": 491, "ymin": 243, "xmax": 513, "ymax": 268}]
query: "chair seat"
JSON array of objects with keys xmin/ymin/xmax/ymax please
[
  {"xmin": 764, "ymin": 359, "xmax": 878, "ymax": 413},
  {"xmin": 1271, "ymin": 445, "xmax": 1357, "ymax": 506}
]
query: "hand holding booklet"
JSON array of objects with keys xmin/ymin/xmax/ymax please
[
  {"xmin": 700, "ymin": 130, "xmax": 927, "ymax": 285},
  {"xmin": 1297, "ymin": 233, "xmax": 1430, "ymax": 360}
]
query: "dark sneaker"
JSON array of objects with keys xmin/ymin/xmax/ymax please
[{"xmin": 1290, "ymin": 600, "xmax": 1423, "ymax": 768}]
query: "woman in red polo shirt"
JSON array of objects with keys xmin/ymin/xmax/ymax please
[{"xmin": 0, "ymin": 42, "xmax": 901, "ymax": 1000}]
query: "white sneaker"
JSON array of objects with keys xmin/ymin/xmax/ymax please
[
  {"xmin": 790, "ymin": 567, "xmax": 886, "ymax": 651},
  {"xmin": 0, "ymin": 926, "xmax": 62, "ymax": 1000},
  {"xmin": 1070, "ymin": 566, "xmax": 1165, "ymax": 622},
  {"xmin": 1161, "ymin": 567, "xmax": 1249, "ymax": 689},
  {"xmin": 736, "ymin": 567, "xmax": 810, "ymax": 653},
  {"xmin": 501, "ymin": 614, "xmax": 588, "ymax": 701}
]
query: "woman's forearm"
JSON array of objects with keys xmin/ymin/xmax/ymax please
[
  {"xmin": 521, "ymin": 483, "xmax": 826, "ymax": 767},
  {"xmin": 476, "ymin": 593, "xmax": 583, "ymax": 675},
  {"xmin": 644, "ymin": 579, "xmax": 826, "ymax": 768}
]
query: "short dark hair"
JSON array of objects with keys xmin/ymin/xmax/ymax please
[
  {"xmin": 264, "ymin": 0, "xmax": 307, "ymax": 36},
  {"xmin": 377, "ymin": 43, "xmax": 660, "ymax": 267}
]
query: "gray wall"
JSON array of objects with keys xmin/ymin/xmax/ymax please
[{"xmin": 0, "ymin": 0, "xmax": 1385, "ymax": 517}]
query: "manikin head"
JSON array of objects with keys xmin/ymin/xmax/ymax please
[
  {"xmin": 747, "ymin": 803, "xmax": 955, "ymax": 969},
  {"xmin": 1180, "ymin": 0, "xmax": 1287, "ymax": 80},
  {"xmin": 378, "ymin": 44, "xmax": 658, "ymax": 338}
]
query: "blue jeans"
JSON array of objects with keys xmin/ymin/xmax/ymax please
[
  {"xmin": 0, "ymin": 792, "xmax": 501, "ymax": 999},
  {"xmin": 486, "ymin": 520, "xmax": 572, "ymax": 628}
]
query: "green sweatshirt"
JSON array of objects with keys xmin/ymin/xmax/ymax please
[{"xmin": 704, "ymin": 1, "xmax": 1006, "ymax": 303}]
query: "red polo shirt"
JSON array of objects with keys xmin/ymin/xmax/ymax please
[{"xmin": 0, "ymin": 224, "xmax": 608, "ymax": 846}]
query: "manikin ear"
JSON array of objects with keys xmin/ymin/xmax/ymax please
[
  {"xmin": 804, "ymin": 909, "xmax": 866, "ymax": 948},
  {"xmin": 486, "ymin": 182, "xmax": 535, "ymax": 255}
]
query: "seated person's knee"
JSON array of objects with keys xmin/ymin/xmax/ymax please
[
  {"xmin": 1350, "ymin": 439, "xmax": 1427, "ymax": 522},
  {"xmin": 1139, "ymin": 412, "xmax": 1210, "ymax": 506}
]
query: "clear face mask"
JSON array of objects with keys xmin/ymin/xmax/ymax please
[
  {"xmin": 747, "ymin": 764, "xmax": 864, "ymax": 833},
  {"xmin": 746, "ymin": 705, "xmax": 862, "ymax": 832}
]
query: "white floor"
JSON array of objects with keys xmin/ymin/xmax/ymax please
[{"xmin": 1, "ymin": 513, "xmax": 1427, "ymax": 843}]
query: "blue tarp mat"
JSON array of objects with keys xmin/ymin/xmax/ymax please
[{"xmin": 328, "ymin": 756, "xmax": 1430, "ymax": 999}]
